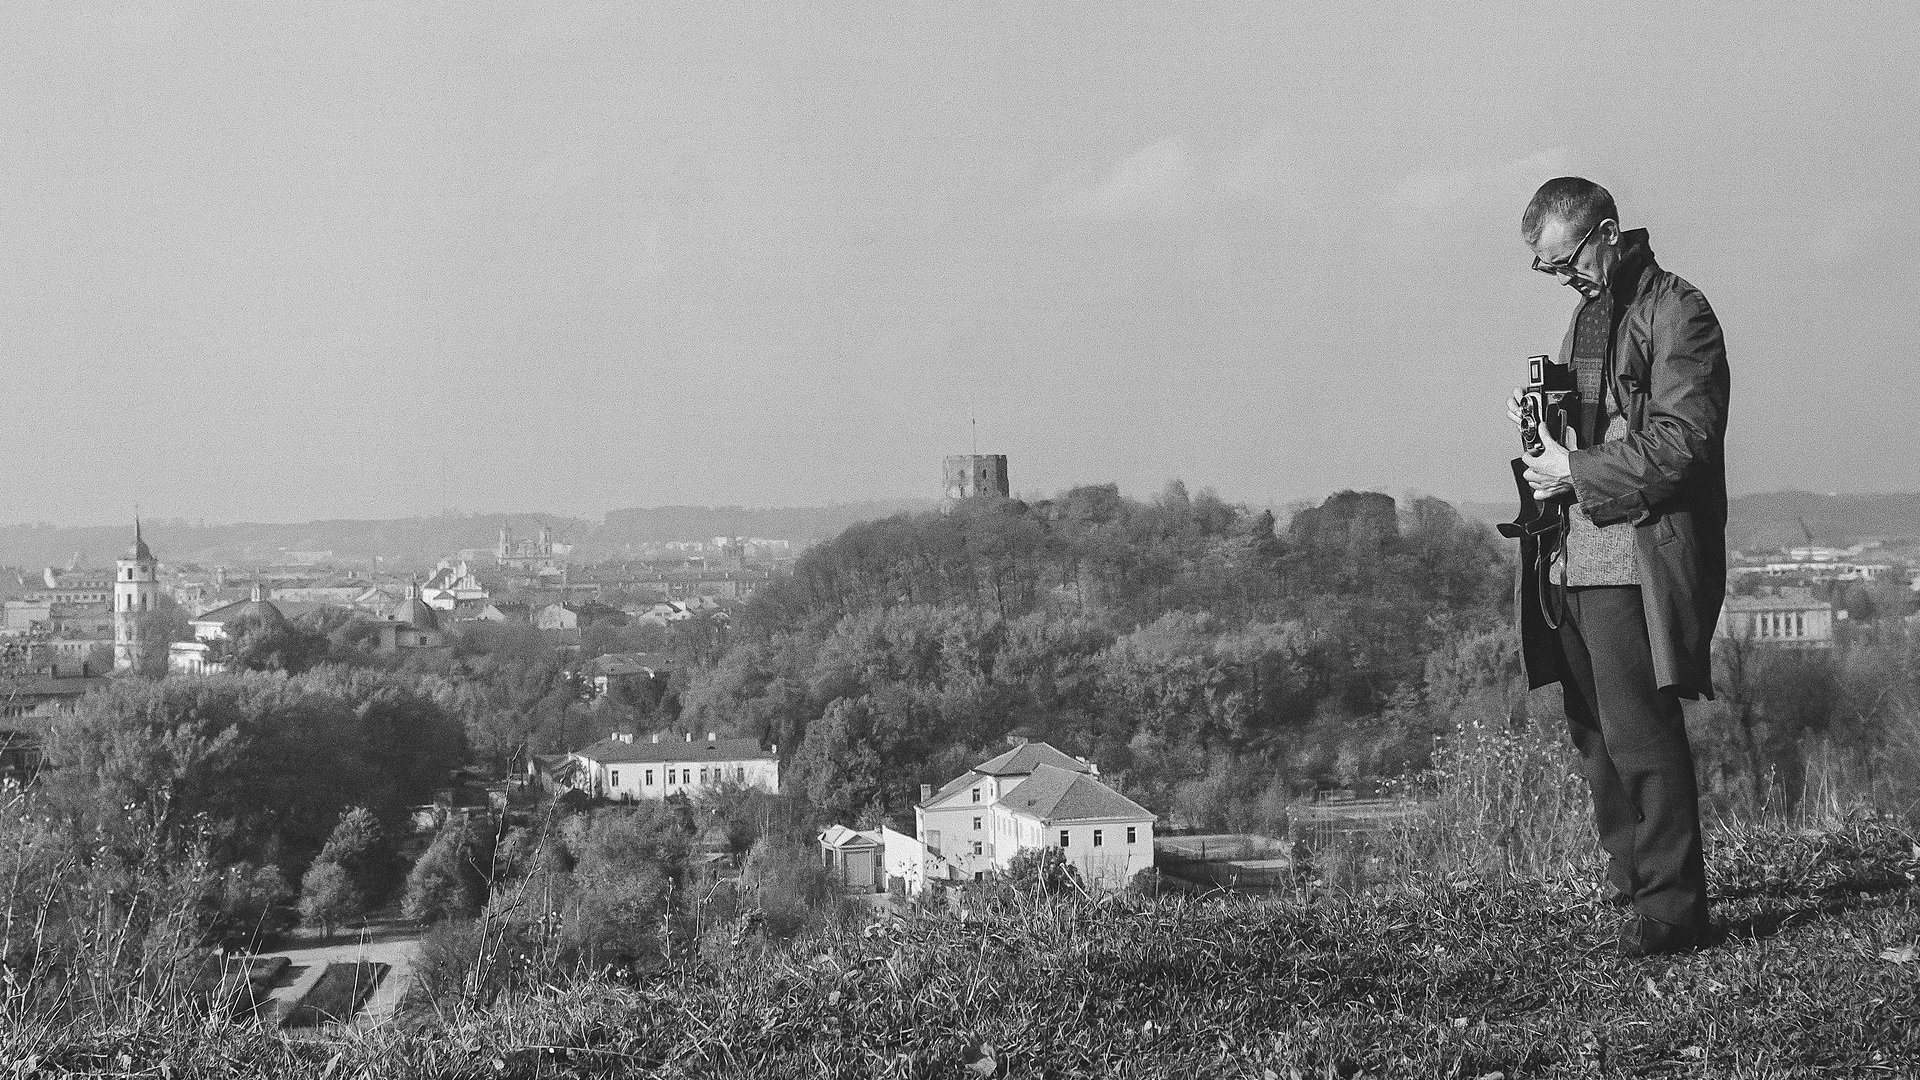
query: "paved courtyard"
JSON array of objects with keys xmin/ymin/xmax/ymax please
[{"xmin": 258, "ymin": 919, "xmax": 421, "ymax": 1029}]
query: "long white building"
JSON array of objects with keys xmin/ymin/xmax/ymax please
[{"xmin": 569, "ymin": 730, "xmax": 779, "ymax": 800}]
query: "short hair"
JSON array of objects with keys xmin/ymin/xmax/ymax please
[{"xmin": 1522, "ymin": 177, "xmax": 1617, "ymax": 245}]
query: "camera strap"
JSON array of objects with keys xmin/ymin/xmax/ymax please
[{"xmin": 1536, "ymin": 499, "xmax": 1571, "ymax": 631}]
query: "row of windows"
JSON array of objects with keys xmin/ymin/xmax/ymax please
[
  {"xmin": 1754, "ymin": 611, "xmax": 1812, "ymax": 638},
  {"xmin": 970, "ymin": 826, "xmax": 1142, "ymax": 856},
  {"xmin": 610, "ymin": 765, "xmax": 750, "ymax": 788},
  {"xmin": 1060, "ymin": 827, "xmax": 1137, "ymax": 848}
]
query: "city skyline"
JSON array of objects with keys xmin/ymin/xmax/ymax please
[{"xmin": 4, "ymin": 4, "xmax": 1915, "ymax": 525}]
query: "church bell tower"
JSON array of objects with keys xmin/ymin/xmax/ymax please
[{"xmin": 113, "ymin": 520, "xmax": 159, "ymax": 673}]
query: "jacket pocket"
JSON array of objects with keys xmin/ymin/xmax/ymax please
[{"xmin": 1653, "ymin": 513, "xmax": 1680, "ymax": 546}]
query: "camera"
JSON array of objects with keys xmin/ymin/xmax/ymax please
[{"xmin": 1518, "ymin": 353, "xmax": 1574, "ymax": 455}]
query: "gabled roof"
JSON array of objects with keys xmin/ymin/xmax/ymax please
[
  {"xmin": 922, "ymin": 772, "xmax": 976, "ymax": 806},
  {"xmin": 915, "ymin": 741, "xmax": 1098, "ymax": 808},
  {"xmin": 819, "ymin": 824, "xmax": 883, "ymax": 849},
  {"xmin": 971, "ymin": 741, "xmax": 1095, "ymax": 778},
  {"xmin": 996, "ymin": 764, "xmax": 1151, "ymax": 824},
  {"xmin": 573, "ymin": 735, "xmax": 775, "ymax": 765}
]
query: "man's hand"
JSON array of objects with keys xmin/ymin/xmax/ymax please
[{"xmin": 1523, "ymin": 424, "xmax": 1577, "ymax": 501}]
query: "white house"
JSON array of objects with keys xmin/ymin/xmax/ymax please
[
  {"xmin": 568, "ymin": 730, "xmax": 779, "ymax": 801},
  {"xmin": 898, "ymin": 740, "xmax": 1155, "ymax": 894},
  {"xmin": 915, "ymin": 740, "xmax": 1095, "ymax": 884},
  {"xmin": 990, "ymin": 763, "xmax": 1156, "ymax": 892}
]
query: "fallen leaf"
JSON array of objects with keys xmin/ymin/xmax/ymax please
[{"xmin": 1880, "ymin": 944, "xmax": 1917, "ymax": 964}]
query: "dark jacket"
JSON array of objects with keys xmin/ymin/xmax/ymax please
[{"xmin": 1517, "ymin": 230, "xmax": 1730, "ymax": 698}]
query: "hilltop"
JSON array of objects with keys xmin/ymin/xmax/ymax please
[{"xmin": 11, "ymin": 815, "xmax": 1917, "ymax": 1079}]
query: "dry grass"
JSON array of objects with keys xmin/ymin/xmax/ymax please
[{"xmin": 3, "ymin": 811, "xmax": 1915, "ymax": 1079}]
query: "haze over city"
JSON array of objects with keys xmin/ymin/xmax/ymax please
[{"xmin": 3, "ymin": 3, "xmax": 1913, "ymax": 525}]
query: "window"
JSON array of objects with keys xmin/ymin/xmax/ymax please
[
  {"xmin": 700, "ymin": 767, "xmax": 709, "ymax": 784},
  {"xmin": 973, "ymin": 841, "xmax": 983, "ymax": 855},
  {"xmin": 1127, "ymin": 826, "xmax": 1137, "ymax": 844},
  {"xmin": 1059, "ymin": 830, "xmax": 1070, "ymax": 848},
  {"xmin": 971, "ymin": 787, "xmax": 980, "ymax": 803},
  {"xmin": 974, "ymin": 871, "xmax": 984, "ymax": 882},
  {"xmin": 645, "ymin": 769, "xmax": 654, "ymax": 786},
  {"xmin": 972, "ymin": 816, "xmax": 982, "ymax": 831},
  {"xmin": 611, "ymin": 770, "xmax": 620, "ymax": 787},
  {"xmin": 683, "ymin": 769, "xmax": 692, "ymax": 784},
  {"xmin": 1093, "ymin": 829, "xmax": 1103, "ymax": 847}
]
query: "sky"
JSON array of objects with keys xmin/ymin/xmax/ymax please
[{"xmin": 2, "ymin": 2, "xmax": 1916, "ymax": 525}]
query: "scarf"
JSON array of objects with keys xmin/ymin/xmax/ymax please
[{"xmin": 1570, "ymin": 290, "xmax": 1614, "ymax": 448}]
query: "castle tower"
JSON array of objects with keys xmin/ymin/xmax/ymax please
[
  {"xmin": 113, "ymin": 520, "xmax": 159, "ymax": 673},
  {"xmin": 943, "ymin": 455, "xmax": 1010, "ymax": 502}
]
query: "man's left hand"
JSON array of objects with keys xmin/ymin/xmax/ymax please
[{"xmin": 1523, "ymin": 425, "xmax": 1577, "ymax": 501}]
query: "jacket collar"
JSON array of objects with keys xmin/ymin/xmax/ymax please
[{"xmin": 1610, "ymin": 228, "xmax": 1658, "ymax": 305}]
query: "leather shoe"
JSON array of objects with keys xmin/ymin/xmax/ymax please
[{"xmin": 1618, "ymin": 916, "xmax": 1701, "ymax": 958}]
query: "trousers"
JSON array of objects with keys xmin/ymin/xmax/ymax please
[{"xmin": 1556, "ymin": 585, "xmax": 1709, "ymax": 928}]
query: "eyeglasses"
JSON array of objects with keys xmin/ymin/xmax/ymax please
[{"xmin": 1532, "ymin": 218, "xmax": 1609, "ymax": 278}]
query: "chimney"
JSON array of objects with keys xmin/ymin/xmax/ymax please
[
  {"xmin": 614, "ymin": 731, "xmax": 634, "ymax": 744},
  {"xmin": 707, "ymin": 731, "xmax": 716, "ymax": 742},
  {"xmin": 684, "ymin": 731, "xmax": 693, "ymax": 743},
  {"xmin": 650, "ymin": 732, "xmax": 660, "ymax": 744},
  {"xmin": 250, "ymin": 584, "xmax": 264, "ymax": 603},
  {"xmin": 920, "ymin": 784, "xmax": 933, "ymax": 803}
]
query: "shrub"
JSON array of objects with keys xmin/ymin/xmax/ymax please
[
  {"xmin": 403, "ymin": 818, "xmax": 495, "ymax": 924},
  {"xmin": 738, "ymin": 837, "xmax": 840, "ymax": 939}
]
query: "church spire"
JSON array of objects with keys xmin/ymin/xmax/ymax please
[{"xmin": 128, "ymin": 517, "xmax": 154, "ymax": 563}]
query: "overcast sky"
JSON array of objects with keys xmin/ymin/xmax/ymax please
[{"xmin": 2, "ymin": 3, "xmax": 1913, "ymax": 525}]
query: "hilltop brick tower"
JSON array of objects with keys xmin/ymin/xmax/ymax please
[
  {"xmin": 113, "ymin": 521, "xmax": 159, "ymax": 673},
  {"xmin": 943, "ymin": 455, "xmax": 1010, "ymax": 503}
]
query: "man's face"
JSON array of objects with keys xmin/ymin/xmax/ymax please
[{"xmin": 1529, "ymin": 216, "xmax": 1615, "ymax": 299}]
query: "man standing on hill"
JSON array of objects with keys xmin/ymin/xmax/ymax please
[{"xmin": 1507, "ymin": 176, "xmax": 1730, "ymax": 957}]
